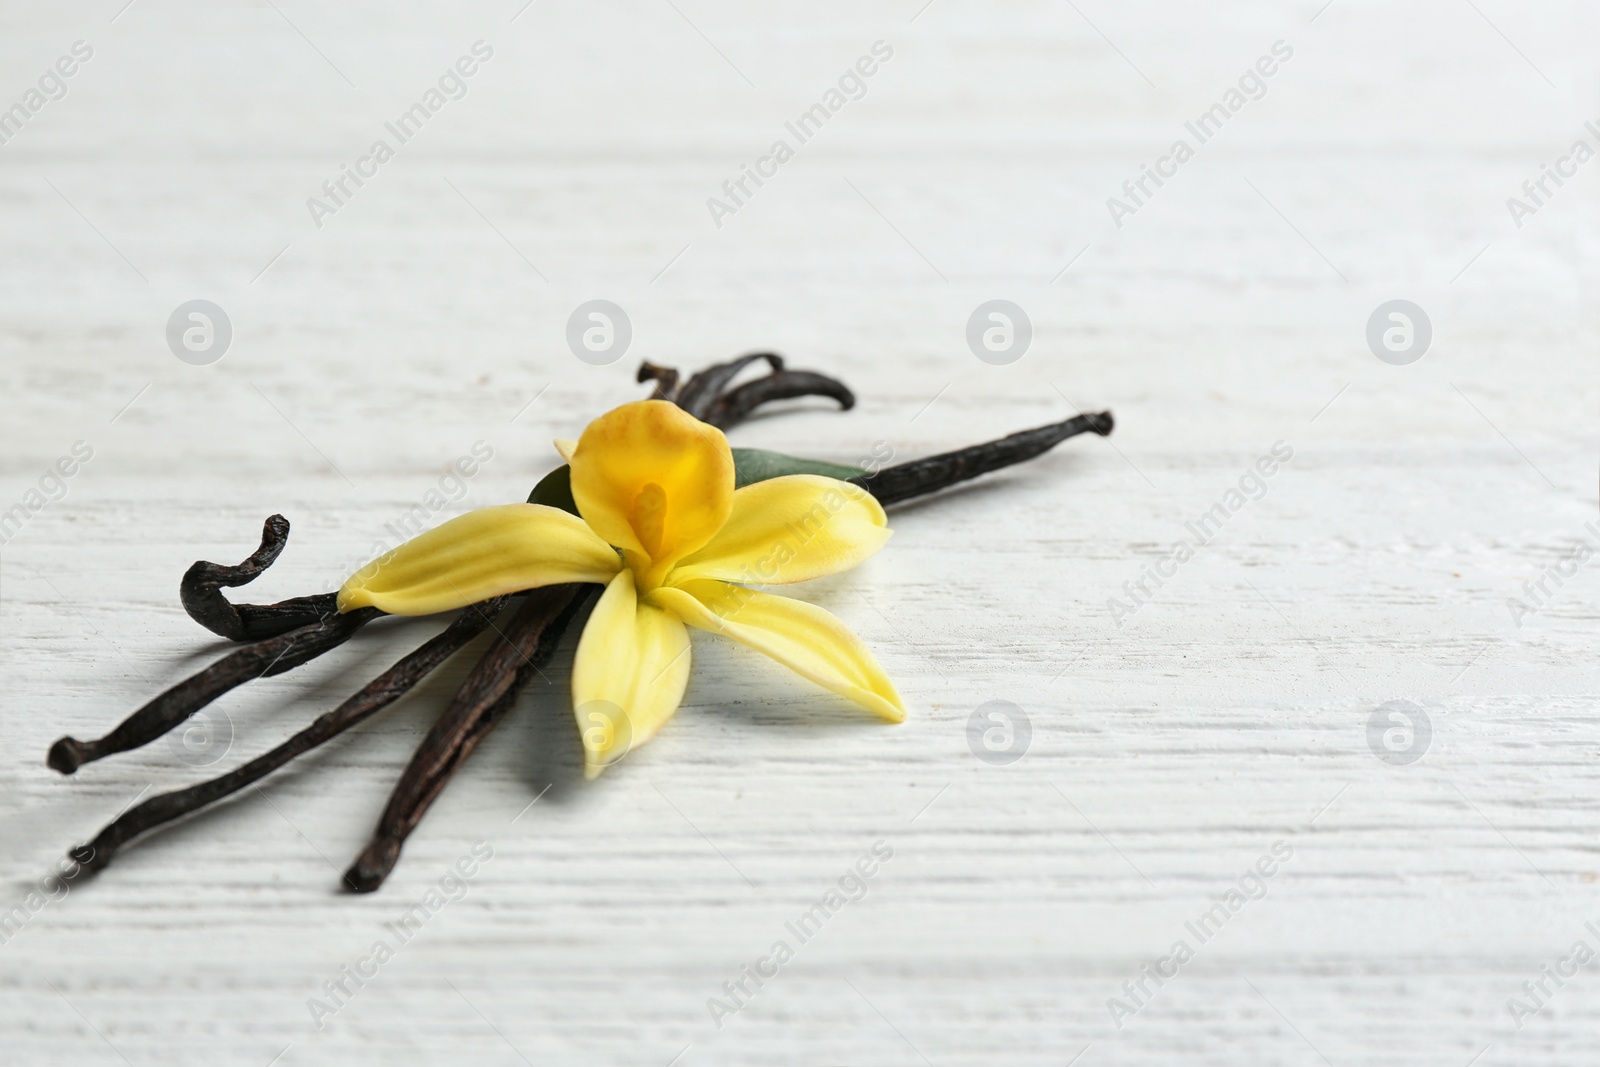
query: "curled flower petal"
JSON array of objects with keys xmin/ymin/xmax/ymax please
[
  {"xmin": 337, "ymin": 504, "xmax": 620, "ymax": 615},
  {"xmin": 572, "ymin": 569, "xmax": 693, "ymax": 778},
  {"xmin": 568, "ymin": 400, "xmax": 734, "ymax": 579},
  {"xmin": 649, "ymin": 578, "xmax": 905, "ymax": 722},
  {"xmin": 670, "ymin": 475, "xmax": 889, "ymax": 586}
]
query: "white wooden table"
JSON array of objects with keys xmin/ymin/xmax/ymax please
[{"xmin": 3, "ymin": 1, "xmax": 1598, "ymax": 1063}]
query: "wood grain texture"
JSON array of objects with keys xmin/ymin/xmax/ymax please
[{"xmin": 2, "ymin": 1, "xmax": 1599, "ymax": 1063}]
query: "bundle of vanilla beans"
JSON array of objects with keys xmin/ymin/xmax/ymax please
[{"xmin": 49, "ymin": 354, "xmax": 1111, "ymax": 891}]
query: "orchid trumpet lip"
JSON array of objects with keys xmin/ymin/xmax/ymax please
[{"xmin": 338, "ymin": 399, "xmax": 905, "ymax": 777}]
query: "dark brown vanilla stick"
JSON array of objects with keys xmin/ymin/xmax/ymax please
[
  {"xmin": 640, "ymin": 352, "xmax": 855, "ymax": 428},
  {"xmin": 343, "ymin": 585, "xmax": 595, "ymax": 892},
  {"xmin": 705, "ymin": 369, "xmax": 855, "ymax": 429},
  {"xmin": 850, "ymin": 410, "xmax": 1113, "ymax": 506},
  {"xmin": 47, "ymin": 607, "xmax": 383, "ymax": 775},
  {"xmin": 672, "ymin": 352, "xmax": 781, "ymax": 415},
  {"xmin": 181, "ymin": 514, "xmax": 344, "ymax": 641},
  {"xmin": 66, "ymin": 597, "xmax": 511, "ymax": 874}
]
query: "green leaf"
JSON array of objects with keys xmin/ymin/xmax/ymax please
[
  {"xmin": 526, "ymin": 448, "xmax": 865, "ymax": 516},
  {"xmin": 729, "ymin": 448, "xmax": 866, "ymax": 486},
  {"xmin": 527, "ymin": 465, "xmax": 578, "ymax": 514}
]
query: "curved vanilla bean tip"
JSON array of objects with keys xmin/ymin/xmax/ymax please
[
  {"xmin": 343, "ymin": 585, "xmax": 596, "ymax": 893},
  {"xmin": 180, "ymin": 514, "xmax": 341, "ymax": 641},
  {"xmin": 343, "ymin": 841, "xmax": 400, "ymax": 893},
  {"xmin": 637, "ymin": 362, "xmax": 681, "ymax": 401},
  {"xmin": 675, "ymin": 352, "xmax": 783, "ymax": 417},
  {"xmin": 852, "ymin": 410, "xmax": 1113, "ymax": 506},
  {"xmin": 46, "ymin": 738, "xmax": 89, "ymax": 776},
  {"xmin": 64, "ymin": 599, "xmax": 510, "ymax": 875},
  {"xmin": 705, "ymin": 369, "xmax": 855, "ymax": 429},
  {"xmin": 47, "ymin": 607, "xmax": 382, "ymax": 775}
]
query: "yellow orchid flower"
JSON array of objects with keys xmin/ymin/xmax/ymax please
[{"xmin": 337, "ymin": 400, "xmax": 904, "ymax": 777}]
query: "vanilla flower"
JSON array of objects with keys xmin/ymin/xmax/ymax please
[{"xmin": 338, "ymin": 400, "xmax": 904, "ymax": 776}]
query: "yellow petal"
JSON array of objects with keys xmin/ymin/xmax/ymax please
[
  {"xmin": 648, "ymin": 579, "xmax": 905, "ymax": 722},
  {"xmin": 572, "ymin": 569, "xmax": 693, "ymax": 778},
  {"xmin": 338, "ymin": 503, "xmax": 620, "ymax": 615},
  {"xmin": 568, "ymin": 400, "xmax": 734, "ymax": 575},
  {"xmin": 669, "ymin": 475, "xmax": 890, "ymax": 586},
  {"xmin": 552, "ymin": 438, "xmax": 577, "ymax": 462}
]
